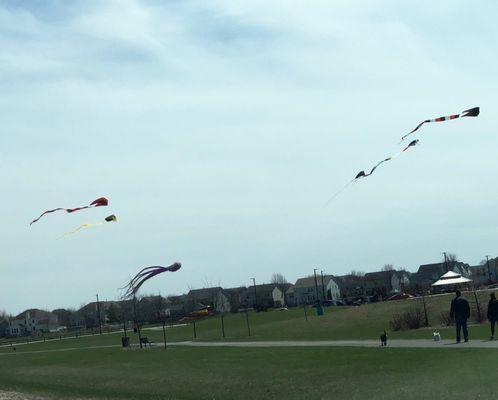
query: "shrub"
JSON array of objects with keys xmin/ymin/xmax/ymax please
[
  {"xmin": 440, "ymin": 311, "xmax": 453, "ymax": 326},
  {"xmin": 389, "ymin": 308, "xmax": 425, "ymax": 331},
  {"xmin": 389, "ymin": 313, "xmax": 404, "ymax": 331},
  {"xmin": 403, "ymin": 308, "xmax": 424, "ymax": 330}
]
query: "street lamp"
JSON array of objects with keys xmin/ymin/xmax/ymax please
[
  {"xmin": 251, "ymin": 278, "xmax": 257, "ymax": 309},
  {"xmin": 313, "ymin": 269, "xmax": 319, "ymax": 304},
  {"xmin": 442, "ymin": 252, "xmax": 449, "ymax": 273}
]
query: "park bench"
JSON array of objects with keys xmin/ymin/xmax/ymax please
[{"xmin": 140, "ymin": 337, "xmax": 153, "ymax": 347}]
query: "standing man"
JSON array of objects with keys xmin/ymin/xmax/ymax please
[
  {"xmin": 487, "ymin": 292, "xmax": 498, "ymax": 340},
  {"xmin": 450, "ymin": 290, "xmax": 470, "ymax": 343}
]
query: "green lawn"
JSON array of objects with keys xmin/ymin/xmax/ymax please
[
  {"xmin": 1, "ymin": 346, "xmax": 497, "ymax": 399},
  {"xmin": 1, "ymin": 290, "xmax": 496, "ymax": 354}
]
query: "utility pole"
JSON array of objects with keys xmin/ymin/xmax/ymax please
[
  {"xmin": 486, "ymin": 255, "xmax": 492, "ymax": 284},
  {"xmin": 320, "ymin": 270, "xmax": 326, "ymax": 301},
  {"xmin": 95, "ymin": 294, "xmax": 102, "ymax": 335},
  {"xmin": 313, "ymin": 269, "xmax": 319, "ymax": 304},
  {"xmin": 251, "ymin": 278, "xmax": 257, "ymax": 309},
  {"xmin": 443, "ymin": 252, "xmax": 449, "ymax": 273}
]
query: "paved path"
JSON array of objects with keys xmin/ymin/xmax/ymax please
[
  {"xmin": 169, "ymin": 339, "xmax": 498, "ymax": 349},
  {"xmin": 1, "ymin": 339, "xmax": 498, "ymax": 356}
]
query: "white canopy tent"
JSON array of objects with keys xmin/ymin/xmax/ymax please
[{"xmin": 431, "ymin": 270, "xmax": 472, "ymax": 286}]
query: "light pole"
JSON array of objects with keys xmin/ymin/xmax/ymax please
[
  {"xmin": 313, "ymin": 269, "xmax": 319, "ymax": 304},
  {"xmin": 486, "ymin": 255, "xmax": 492, "ymax": 284},
  {"xmin": 251, "ymin": 278, "xmax": 257, "ymax": 309},
  {"xmin": 320, "ymin": 270, "xmax": 326, "ymax": 301},
  {"xmin": 442, "ymin": 252, "xmax": 449, "ymax": 273},
  {"xmin": 95, "ymin": 294, "xmax": 102, "ymax": 335}
]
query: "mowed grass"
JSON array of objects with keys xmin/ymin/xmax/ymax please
[
  {"xmin": 1, "ymin": 289, "xmax": 495, "ymax": 354},
  {"xmin": 0, "ymin": 345, "xmax": 497, "ymax": 400}
]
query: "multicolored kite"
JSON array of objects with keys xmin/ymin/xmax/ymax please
[
  {"xmin": 121, "ymin": 262, "xmax": 182, "ymax": 299},
  {"xmin": 30, "ymin": 197, "xmax": 108, "ymax": 225},
  {"xmin": 402, "ymin": 107, "xmax": 479, "ymax": 141},
  {"xmin": 60, "ymin": 214, "xmax": 117, "ymax": 238},
  {"xmin": 325, "ymin": 140, "xmax": 419, "ymax": 206}
]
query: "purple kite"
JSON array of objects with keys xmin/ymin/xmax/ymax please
[{"xmin": 121, "ymin": 262, "xmax": 182, "ymax": 299}]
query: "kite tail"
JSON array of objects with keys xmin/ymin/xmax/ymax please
[{"xmin": 30, "ymin": 208, "xmax": 64, "ymax": 225}]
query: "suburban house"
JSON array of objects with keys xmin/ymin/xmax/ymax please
[
  {"xmin": 218, "ymin": 287, "xmax": 247, "ymax": 313},
  {"xmin": 288, "ymin": 275, "xmax": 341, "ymax": 306},
  {"xmin": 409, "ymin": 261, "xmax": 471, "ymax": 291},
  {"xmin": 187, "ymin": 287, "xmax": 230, "ymax": 313},
  {"xmin": 362, "ymin": 270, "xmax": 410, "ymax": 298},
  {"xmin": 470, "ymin": 264, "xmax": 497, "ymax": 286},
  {"xmin": 244, "ymin": 284, "xmax": 286, "ymax": 308},
  {"xmin": 334, "ymin": 275, "xmax": 366, "ymax": 299},
  {"xmin": 0, "ymin": 317, "xmax": 9, "ymax": 337},
  {"xmin": 8, "ymin": 309, "xmax": 59, "ymax": 336}
]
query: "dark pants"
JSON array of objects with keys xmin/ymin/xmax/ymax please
[
  {"xmin": 491, "ymin": 319, "xmax": 496, "ymax": 337},
  {"xmin": 456, "ymin": 318, "xmax": 468, "ymax": 342}
]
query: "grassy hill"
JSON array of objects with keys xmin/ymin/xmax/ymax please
[{"xmin": 1, "ymin": 289, "xmax": 495, "ymax": 353}]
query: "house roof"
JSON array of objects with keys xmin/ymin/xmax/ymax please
[
  {"xmin": 294, "ymin": 275, "xmax": 335, "ymax": 289},
  {"xmin": 14, "ymin": 309, "xmax": 56, "ymax": 321},
  {"xmin": 432, "ymin": 271, "xmax": 472, "ymax": 286},
  {"xmin": 363, "ymin": 270, "xmax": 395, "ymax": 281},
  {"xmin": 187, "ymin": 287, "xmax": 223, "ymax": 301}
]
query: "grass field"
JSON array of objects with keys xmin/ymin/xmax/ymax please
[
  {"xmin": 1, "ymin": 346, "xmax": 497, "ymax": 399},
  {"xmin": 1, "ymin": 290, "xmax": 496, "ymax": 399},
  {"xmin": 2, "ymin": 290, "xmax": 496, "ymax": 353}
]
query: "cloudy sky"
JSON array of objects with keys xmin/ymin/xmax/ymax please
[{"xmin": 1, "ymin": 0, "xmax": 497, "ymax": 314}]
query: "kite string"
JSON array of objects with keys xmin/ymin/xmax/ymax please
[{"xmin": 324, "ymin": 179, "xmax": 354, "ymax": 207}]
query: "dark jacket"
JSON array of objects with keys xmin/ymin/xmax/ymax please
[
  {"xmin": 487, "ymin": 298, "xmax": 498, "ymax": 320},
  {"xmin": 450, "ymin": 296, "xmax": 470, "ymax": 320}
]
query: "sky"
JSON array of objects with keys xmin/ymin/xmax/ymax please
[{"xmin": 1, "ymin": 0, "xmax": 497, "ymax": 315}]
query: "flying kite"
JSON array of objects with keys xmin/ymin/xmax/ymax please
[
  {"xmin": 401, "ymin": 107, "xmax": 479, "ymax": 141},
  {"xmin": 60, "ymin": 214, "xmax": 117, "ymax": 238},
  {"xmin": 121, "ymin": 262, "xmax": 182, "ymax": 299},
  {"xmin": 30, "ymin": 197, "xmax": 108, "ymax": 225},
  {"xmin": 325, "ymin": 140, "xmax": 419, "ymax": 206}
]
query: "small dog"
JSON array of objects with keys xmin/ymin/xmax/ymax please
[
  {"xmin": 433, "ymin": 330, "xmax": 441, "ymax": 341},
  {"xmin": 380, "ymin": 330, "xmax": 387, "ymax": 346}
]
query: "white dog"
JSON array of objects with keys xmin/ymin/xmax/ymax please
[{"xmin": 433, "ymin": 330, "xmax": 441, "ymax": 341}]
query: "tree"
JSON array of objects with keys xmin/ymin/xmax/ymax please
[
  {"xmin": 106, "ymin": 303, "xmax": 119, "ymax": 324},
  {"xmin": 446, "ymin": 253, "xmax": 458, "ymax": 262},
  {"xmin": 271, "ymin": 273, "xmax": 288, "ymax": 284},
  {"xmin": 349, "ymin": 270, "xmax": 365, "ymax": 277},
  {"xmin": 382, "ymin": 264, "xmax": 394, "ymax": 271}
]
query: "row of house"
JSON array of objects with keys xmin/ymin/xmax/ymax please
[{"xmin": 4, "ymin": 258, "xmax": 496, "ymax": 337}]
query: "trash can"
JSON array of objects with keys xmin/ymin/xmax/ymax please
[
  {"xmin": 315, "ymin": 304, "xmax": 324, "ymax": 316},
  {"xmin": 121, "ymin": 336, "xmax": 130, "ymax": 347}
]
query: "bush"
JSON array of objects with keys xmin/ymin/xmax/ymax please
[
  {"xmin": 389, "ymin": 313, "xmax": 404, "ymax": 331},
  {"xmin": 389, "ymin": 308, "xmax": 425, "ymax": 331},
  {"xmin": 440, "ymin": 311, "xmax": 453, "ymax": 326}
]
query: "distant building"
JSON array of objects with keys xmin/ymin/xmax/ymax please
[
  {"xmin": 409, "ymin": 261, "xmax": 470, "ymax": 292},
  {"xmin": 219, "ymin": 287, "xmax": 247, "ymax": 313},
  {"xmin": 289, "ymin": 275, "xmax": 340, "ymax": 305},
  {"xmin": 362, "ymin": 270, "xmax": 410, "ymax": 298},
  {"xmin": 187, "ymin": 287, "xmax": 230, "ymax": 313},
  {"xmin": 244, "ymin": 284, "xmax": 286, "ymax": 308},
  {"xmin": 8, "ymin": 309, "xmax": 59, "ymax": 336}
]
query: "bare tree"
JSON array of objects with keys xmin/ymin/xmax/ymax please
[
  {"xmin": 446, "ymin": 253, "xmax": 458, "ymax": 262},
  {"xmin": 271, "ymin": 273, "xmax": 288, "ymax": 284},
  {"xmin": 349, "ymin": 270, "xmax": 365, "ymax": 277},
  {"xmin": 382, "ymin": 264, "xmax": 394, "ymax": 271}
]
